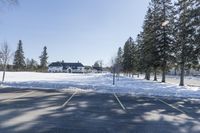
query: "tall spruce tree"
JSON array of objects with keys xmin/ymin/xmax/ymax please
[
  {"xmin": 141, "ymin": 8, "xmax": 154, "ymax": 80},
  {"xmin": 160, "ymin": 0, "xmax": 175, "ymax": 82},
  {"xmin": 115, "ymin": 47, "xmax": 123, "ymax": 73},
  {"xmin": 13, "ymin": 40, "xmax": 26, "ymax": 71},
  {"xmin": 192, "ymin": 0, "xmax": 200, "ymax": 61},
  {"xmin": 135, "ymin": 33, "xmax": 144, "ymax": 75},
  {"xmin": 175, "ymin": 0, "xmax": 198, "ymax": 86},
  {"xmin": 39, "ymin": 46, "xmax": 48, "ymax": 69},
  {"xmin": 130, "ymin": 38, "xmax": 137, "ymax": 75},
  {"xmin": 122, "ymin": 37, "xmax": 135, "ymax": 75},
  {"xmin": 149, "ymin": 0, "xmax": 175, "ymax": 82},
  {"xmin": 149, "ymin": 0, "xmax": 162, "ymax": 81}
]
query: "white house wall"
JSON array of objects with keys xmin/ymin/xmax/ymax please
[
  {"xmin": 48, "ymin": 66, "xmax": 85, "ymax": 73},
  {"xmin": 72, "ymin": 67, "xmax": 85, "ymax": 73},
  {"xmin": 48, "ymin": 67, "xmax": 63, "ymax": 73}
]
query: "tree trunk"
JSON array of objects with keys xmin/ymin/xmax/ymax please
[
  {"xmin": 145, "ymin": 72, "xmax": 147, "ymax": 79},
  {"xmin": 161, "ymin": 62, "xmax": 166, "ymax": 82},
  {"xmin": 179, "ymin": 62, "xmax": 185, "ymax": 86},
  {"xmin": 2, "ymin": 63, "xmax": 7, "ymax": 84},
  {"xmin": 162, "ymin": 0, "xmax": 167, "ymax": 83},
  {"xmin": 154, "ymin": 68, "xmax": 157, "ymax": 81},
  {"xmin": 147, "ymin": 72, "xmax": 150, "ymax": 80},
  {"xmin": 175, "ymin": 67, "xmax": 177, "ymax": 75},
  {"xmin": 145, "ymin": 69, "xmax": 150, "ymax": 80}
]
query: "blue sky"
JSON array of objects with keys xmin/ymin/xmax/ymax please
[{"xmin": 0, "ymin": 0, "xmax": 150, "ymax": 66}]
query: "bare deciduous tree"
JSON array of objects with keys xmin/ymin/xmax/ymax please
[{"xmin": 0, "ymin": 42, "xmax": 12, "ymax": 83}]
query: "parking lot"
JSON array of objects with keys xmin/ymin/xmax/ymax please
[{"xmin": 0, "ymin": 88, "xmax": 200, "ymax": 133}]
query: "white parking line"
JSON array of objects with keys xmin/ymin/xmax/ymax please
[
  {"xmin": 61, "ymin": 90, "xmax": 77, "ymax": 108},
  {"xmin": 113, "ymin": 93, "xmax": 126, "ymax": 110},
  {"xmin": 156, "ymin": 98, "xmax": 186, "ymax": 114},
  {"xmin": 1, "ymin": 91, "xmax": 35, "ymax": 103}
]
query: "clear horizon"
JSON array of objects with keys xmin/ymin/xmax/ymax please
[{"xmin": 0, "ymin": 0, "xmax": 150, "ymax": 66}]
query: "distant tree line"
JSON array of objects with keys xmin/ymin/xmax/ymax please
[
  {"xmin": 114, "ymin": 0, "xmax": 200, "ymax": 86},
  {"xmin": 0, "ymin": 40, "xmax": 48, "ymax": 73}
]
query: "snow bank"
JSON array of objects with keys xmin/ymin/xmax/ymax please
[{"xmin": 1, "ymin": 72, "xmax": 200, "ymax": 98}]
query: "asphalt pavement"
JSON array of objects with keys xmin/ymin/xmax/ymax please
[{"xmin": 0, "ymin": 88, "xmax": 200, "ymax": 133}]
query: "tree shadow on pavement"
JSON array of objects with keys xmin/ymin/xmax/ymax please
[{"xmin": 0, "ymin": 89, "xmax": 200, "ymax": 133}]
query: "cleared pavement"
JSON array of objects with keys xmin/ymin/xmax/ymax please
[{"xmin": 0, "ymin": 88, "xmax": 200, "ymax": 133}]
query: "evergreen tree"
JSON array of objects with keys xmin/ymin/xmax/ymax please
[
  {"xmin": 39, "ymin": 46, "xmax": 48, "ymax": 69},
  {"xmin": 192, "ymin": 0, "xmax": 200, "ymax": 60},
  {"xmin": 115, "ymin": 47, "xmax": 123, "ymax": 73},
  {"xmin": 135, "ymin": 33, "xmax": 144, "ymax": 74},
  {"xmin": 174, "ymin": 0, "xmax": 198, "ymax": 86},
  {"xmin": 149, "ymin": 0, "xmax": 175, "ymax": 82},
  {"xmin": 140, "ymin": 8, "xmax": 155, "ymax": 80},
  {"xmin": 130, "ymin": 38, "xmax": 137, "ymax": 75},
  {"xmin": 149, "ymin": 0, "xmax": 161, "ymax": 81},
  {"xmin": 160, "ymin": 0, "xmax": 175, "ymax": 82},
  {"xmin": 122, "ymin": 37, "xmax": 135, "ymax": 75},
  {"xmin": 13, "ymin": 40, "xmax": 26, "ymax": 70}
]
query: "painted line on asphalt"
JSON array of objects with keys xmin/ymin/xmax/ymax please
[
  {"xmin": 113, "ymin": 93, "xmax": 126, "ymax": 110},
  {"xmin": 61, "ymin": 90, "xmax": 77, "ymax": 108},
  {"xmin": 156, "ymin": 98, "xmax": 186, "ymax": 114},
  {"xmin": 1, "ymin": 91, "xmax": 35, "ymax": 103}
]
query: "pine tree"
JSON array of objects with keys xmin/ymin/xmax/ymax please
[
  {"xmin": 192, "ymin": 0, "xmax": 200, "ymax": 61},
  {"xmin": 174, "ymin": 0, "xmax": 198, "ymax": 86},
  {"xmin": 115, "ymin": 47, "xmax": 123, "ymax": 73},
  {"xmin": 13, "ymin": 40, "xmax": 26, "ymax": 71},
  {"xmin": 122, "ymin": 37, "xmax": 135, "ymax": 75},
  {"xmin": 149, "ymin": 0, "xmax": 175, "ymax": 82},
  {"xmin": 130, "ymin": 38, "xmax": 137, "ymax": 75},
  {"xmin": 39, "ymin": 46, "xmax": 48, "ymax": 70},
  {"xmin": 135, "ymin": 33, "xmax": 144, "ymax": 74},
  {"xmin": 140, "ymin": 8, "xmax": 155, "ymax": 80}
]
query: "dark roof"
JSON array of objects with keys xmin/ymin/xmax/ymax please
[
  {"xmin": 49, "ymin": 62, "xmax": 84, "ymax": 69},
  {"xmin": 49, "ymin": 62, "xmax": 62, "ymax": 67}
]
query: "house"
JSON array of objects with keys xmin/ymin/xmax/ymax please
[{"xmin": 48, "ymin": 61, "xmax": 85, "ymax": 73}]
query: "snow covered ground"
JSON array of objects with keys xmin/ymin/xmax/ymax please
[
  {"xmin": 138, "ymin": 74, "xmax": 200, "ymax": 87},
  {"xmin": 1, "ymin": 72, "xmax": 200, "ymax": 98}
]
